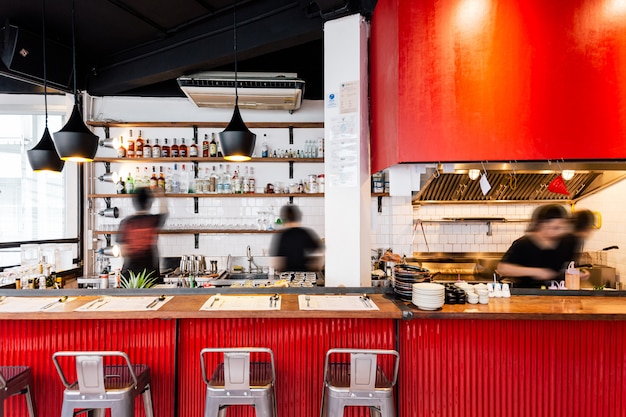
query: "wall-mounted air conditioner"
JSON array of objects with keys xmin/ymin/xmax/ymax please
[{"xmin": 177, "ymin": 71, "xmax": 305, "ymax": 111}]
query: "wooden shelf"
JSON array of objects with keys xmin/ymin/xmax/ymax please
[
  {"xmin": 89, "ymin": 193, "xmax": 324, "ymax": 198},
  {"xmin": 87, "ymin": 121, "xmax": 324, "ymax": 129},
  {"xmin": 93, "ymin": 229, "xmax": 279, "ymax": 235},
  {"xmin": 94, "ymin": 157, "xmax": 324, "ymax": 163}
]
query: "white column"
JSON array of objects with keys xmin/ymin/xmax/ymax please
[{"xmin": 323, "ymin": 14, "xmax": 371, "ymax": 287}]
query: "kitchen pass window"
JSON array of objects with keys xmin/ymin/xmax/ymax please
[{"xmin": 0, "ymin": 108, "xmax": 79, "ymax": 269}]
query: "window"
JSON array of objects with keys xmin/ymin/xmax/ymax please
[{"xmin": 0, "ymin": 96, "xmax": 79, "ymax": 269}]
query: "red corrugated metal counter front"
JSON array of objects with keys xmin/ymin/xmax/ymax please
[{"xmin": 1, "ymin": 293, "xmax": 626, "ymax": 417}]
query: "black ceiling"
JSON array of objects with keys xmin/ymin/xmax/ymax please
[{"xmin": 0, "ymin": 0, "xmax": 377, "ymax": 100}]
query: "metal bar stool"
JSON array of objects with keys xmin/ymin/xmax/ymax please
[
  {"xmin": 52, "ymin": 351, "xmax": 154, "ymax": 417},
  {"xmin": 200, "ymin": 347, "xmax": 276, "ymax": 417},
  {"xmin": 320, "ymin": 348, "xmax": 400, "ymax": 417},
  {"xmin": 0, "ymin": 366, "xmax": 36, "ymax": 417}
]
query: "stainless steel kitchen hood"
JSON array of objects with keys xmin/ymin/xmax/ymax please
[{"xmin": 412, "ymin": 162, "xmax": 626, "ymax": 204}]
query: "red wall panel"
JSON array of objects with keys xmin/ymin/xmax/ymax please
[
  {"xmin": 0, "ymin": 319, "xmax": 176, "ymax": 417},
  {"xmin": 400, "ymin": 319, "xmax": 626, "ymax": 417},
  {"xmin": 177, "ymin": 318, "xmax": 397, "ymax": 417},
  {"xmin": 371, "ymin": 0, "xmax": 626, "ymax": 172}
]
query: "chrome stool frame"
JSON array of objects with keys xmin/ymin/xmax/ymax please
[
  {"xmin": 320, "ymin": 348, "xmax": 400, "ymax": 417},
  {"xmin": 52, "ymin": 351, "xmax": 154, "ymax": 417},
  {"xmin": 200, "ymin": 347, "xmax": 276, "ymax": 417},
  {"xmin": 0, "ymin": 366, "xmax": 36, "ymax": 417}
]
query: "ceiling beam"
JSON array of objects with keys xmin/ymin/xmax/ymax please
[{"xmin": 86, "ymin": 1, "xmax": 323, "ymax": 95}]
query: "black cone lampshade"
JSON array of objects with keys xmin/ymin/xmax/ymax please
[
  {"xmin": 28, "ymin": 127, "xmax": 65, "ymax": 172},
  {"xmin": 219, "ymin": 102, "xmax": 256, "ymax": 161},
  {"xmin": 53, "ymin": 103, "xmax": 99, "ymax": 161}
]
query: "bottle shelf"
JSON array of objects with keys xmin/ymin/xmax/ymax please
[
  {"xmin": 94, "ymin": 157, "xmax": 324, "ymax": 163},
  {"xmin": 87, "ymin": 121, "xmax": 324, "ymax": 129},
  {"xmin": 93, "ymin": 229, "xmax": 280, "ymax": 235},
  {"xmin": 89, "ymin": 193, "xmax": 324, "ymax": 198}
]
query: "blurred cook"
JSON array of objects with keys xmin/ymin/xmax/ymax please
[{"xmin": 497, "ymin": 204, "xmax": 578, "ymax": 287}]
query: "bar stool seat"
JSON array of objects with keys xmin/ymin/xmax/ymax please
[
  {"xmin": 0, "ymin": 366, "xmax": 36, "ymax": 417},
  {"xmin": 200, "ymin": 347, "xmax": 276, "ymax": 417},
  {"xmin": 320, "ymin": 348, "xmax": 399, "ymax": 417},
  {"xmin": 52, "ymin": 351, "xmax": 154, "ymax": 417}
]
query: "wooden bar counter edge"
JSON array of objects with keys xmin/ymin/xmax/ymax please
[{"xmin": 1, "ymin": 289, "xmax": 625, "ymax": 320}]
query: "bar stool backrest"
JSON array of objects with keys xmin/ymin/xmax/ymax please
[
  {"xmin": 0, "ymin": 370, "xmax": 6, "ymax": 390},
  {"xmin": 350, "ymin": 353, "xmax": 377, "ymax": 391},
  {"xmin": 76, "ymin": 356, "xmax": 105, "ymax": 394},
  {"xmin": 223, "ymin": 352, "xmax": 250, "ymax": 390},
  {"xmin": 52, "ymin": 351, "xmax": 139, "ymax": 393}
]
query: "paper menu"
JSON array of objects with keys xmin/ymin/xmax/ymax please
[
  {"xmin": 0, "ymin": 297, "xmax": 76, "ymax": 312},
  {"xmin": 200, "ymin": 295, "xmax": 281, "ymax": 311},
  {"xmin": 74, "ymin": 296, "xmax": 173, "ymax": 311},
  {"xmin": 297, "ymin": 295, "xmax": 378, "ymax": 311}
]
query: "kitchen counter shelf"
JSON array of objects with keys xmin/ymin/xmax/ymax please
[{"xmin": 88, "ymin": 193, "xmax": 324, "ymax": 198}]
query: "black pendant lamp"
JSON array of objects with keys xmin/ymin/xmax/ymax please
[
  {"xmin": 27, "ymin": 0, "xmax": 65, "ymax": 173},
  {"xmin": 52, "ymin": 0, "xmax": 98, "ymax": 162},
  {"xmin": 219, "ymin": 0, "xmax": 256, "ymax": 162}
]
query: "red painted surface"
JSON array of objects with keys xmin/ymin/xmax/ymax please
[
  {"xmin": 177, "ymin": 318, "xmax": 397, "ymax": 417},
  {"xmin": 400, "ymin": 319, "xmax": 626, "ymax": 417},
  {"xmin": 371, "ymin": 0, "xmax": 626, "ymax": 172},
  {"xmin": 0, "ymin": 320, "xmax": 176, "ymax": 417}
]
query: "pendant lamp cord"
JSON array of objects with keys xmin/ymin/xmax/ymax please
[
  {"xmin": 41, "ymin": 0, "xmax": 48, "ymax": 128},
  {"xmin": 71, "ymin": 0, "xmax": 78, "ymax": 105},
  {"xmin": 233, "ymin": 0, "xmax": 238, "ymax": 105}
]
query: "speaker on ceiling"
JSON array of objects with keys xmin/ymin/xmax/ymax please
[{"xmin": 1, "ymin": 23, "xmax": 73, "ymax": 91}]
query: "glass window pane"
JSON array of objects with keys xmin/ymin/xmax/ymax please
[{"xmin": 0, "ymin": 114, "xmax": 69, "ymax": 243}]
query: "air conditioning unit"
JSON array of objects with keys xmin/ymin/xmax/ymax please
[{"xmin": 177, "ymin": 71, "xmax": 305, "ymax": 111}]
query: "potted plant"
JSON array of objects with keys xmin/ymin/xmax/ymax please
[{"xmin": 120, "ymin": 269, "xmax": 157, "ymax": 289}]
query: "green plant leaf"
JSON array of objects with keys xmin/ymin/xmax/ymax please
[{"xmin": 120, "ymin": 269, "xmax": 157, "ymax": 288}]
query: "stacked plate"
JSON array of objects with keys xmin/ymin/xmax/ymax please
[
  {"xmin": 412, "ymin": 282, "xmax": 445, "ymax": 310},
  {"xmin": 392, "ymin": 265, "xmax": 431, "ymax": 300}
]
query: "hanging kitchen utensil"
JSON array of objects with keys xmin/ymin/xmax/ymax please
[
  {"xmin": 479, "ymin": 162, "xmax": 491, "ymax": 195},
  {"xmin": 548, "ymin": 174, "xmax": 569, "ymax": 195}
]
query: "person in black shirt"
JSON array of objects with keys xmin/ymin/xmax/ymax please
[
  {"xmin": 269, "ymin": 205, "xmax": 323, "ymax": 272},
  {"xmin": 498, "ymin": 204, "xmax": 578, "ymax": 287},
  {"xmin": 117, "ymin": 187, "xmax": 168, "ymax": 279}
]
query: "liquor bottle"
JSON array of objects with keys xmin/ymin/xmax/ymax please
[
  {"xmin": 125, "ymin": 171, "xmax": 134, "ymax": 194},
  {"xmin": 152, "ymin": 138, "xmax": 161, "ymax": 158},
  {"xmin": 216, "ymin": 164, "xmax": 224, "ymax": 194},
  {"xmin": 209, "ymin": 133, "xmax": 218, "ymax": 157},
  {"xmin": 202, "ymin": 134, "xmax": 210, "ymax": 157},
  {"xmin": 242, "ymin": 166, "xmax": 250, "ymax": 194},
  {"xmin": 135, "ymin": 130, "xmax": 144, "ymax": 158},
  {"xmin": 143, "ymin": 138, "xmax": 152, "ymax": 159},
  {"xmin": 150, "ymin": 166, "xmax": 158, "ymax": 189},
  {"xmin": 180, "ymin": 164, "xmax": 190, "ymax": 193},
  {"xmin": 209, "ymin": 166, "xmax": 218, "ymax": 194},
  {"xmin": 189, "ymin": 137, "xmax": 199, "ymax": 157},
  {"xmin": 158, "ymin": 166, "xmax": 166, "ymax": 190},
  {"xmin": 171, "ymin": 164, "xmax": 181, "ymax": 193},
  {"xmin": 248, "ymin": 167, "xmax": 256, "ymax": 194},
  {"xmin": 164, "ymin": 167, "xmax": 173, "ymax": 193},
  {"xmin": 317, "ymin": 137, "xmax": 324, "ymax": 158},
  {"xmin": 196, "ymin": 168, "xmax": 206, "ymax": 194},
  {"xmin": 142, "ymin": 166, "xmax": 150, "ymax": 188},
  {"xmin": 233, "ymin": 166, "xmax": 242, "ymax": 194},
  {"xmin": 127, "ymin": 129, "xmax": 135, "ymax": 158},
  {"xmin": 117, "ymin": 135, "xmax": 127, "ymax": 158},
  {"xmin": 161, "ymin": 138, "xmax": 170, "ymax": 157},
  {"xmin": 261, "ymin": 134, "xmax": 269, "ymax": 157},
  {"xmin": 116, "ymin": 176, "xmax": 126, "ymax": 194},
  {"xmin": 171, "ymin": 138, "xmax": 179, "ymax": 157},
  {"xmin": 135, "ymin": 166, "xmax": 142, "ymax": 188},
  {"xmin": 179, "ymin": 138, "xmax": 188, "ymax": 157},
  {"xmin": 223, "ymin": 165, "xmax": 232, "ymax": 194}
]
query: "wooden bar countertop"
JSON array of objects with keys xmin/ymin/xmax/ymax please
[{"xmin": 0, "ymin": 291, "xmax": 624, "ymax": 321}]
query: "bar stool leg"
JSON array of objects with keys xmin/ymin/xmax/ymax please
[
  {"xmin": 59, "ymin": 400, "xmax": 74, "ymax": 417},
  {"xmin": 110, "ymin": 397, "xmax": 134, "ymax": 417},
  {"xmin": 378, "ymin": 398, "xmax": 395, "ymax": 417},
  {"xmin": 369, "ymin": 405, "xmax": 382, "ymax": 417},
  {"xmin": 92, "ymin": 408, "xmax": 107, "ymax": 417},
  {"xmin": 253, "ymin": 395, "xmax": 273, "ymax": 417},
  {"xmin": 327, "ymin": 398, "xmax": 345, "ymax": 417},
  {"xmin": 142, "ymin": 384, "xmax": 154, "ymax": 417},
  {"xmin": 203, "ymin": 398, "xmax": 221, "ymax": 417}
]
